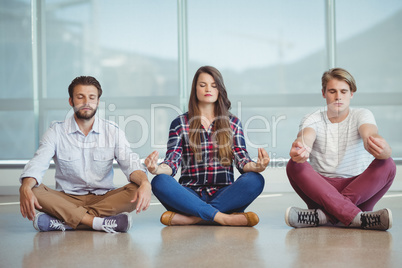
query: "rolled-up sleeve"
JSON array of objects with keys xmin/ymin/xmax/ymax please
[
  {"xmin": 115, "ymin": 128, "xmax": 147, "ymax": 180},
  {"xmin": 162, "ymin": 118, "xmax": 183, "ymax": 177},
  {"xmin": 232, "ymin": 118, "xmax": 252, "ymax": 173},
  {"xmin": 19, "ymin": 127, "xmax": 56, "ymax": 185}
]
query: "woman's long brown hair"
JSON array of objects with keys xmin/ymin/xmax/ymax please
[{"xmin": 188, "ymin": 66, "xmax": 233, "ymax": 166}]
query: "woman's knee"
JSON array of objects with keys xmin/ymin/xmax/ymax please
[
  {"xmin": 239, "ymin": 172, "xmax": 265, "ymax": 192},
  {"xmin": 151, "ymin": 174, "xmax": 174, "ymax": 194},
  {"xmin": 251, "ymin": 172, "xmax": 265, "ymax": 189}
]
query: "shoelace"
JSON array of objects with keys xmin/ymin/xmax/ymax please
[
  {"xmin": 49, "ymin": 220, "xmax": 66, "ymax": 231},
  {"xmin": 102, "ymin": 219, "xmax": 118, "ymax": 233},
  {"xmin": 361, "ymin": 213, "xmax": 381, "ymax": 228},
  {"xmin": 297, "ymin": 209, "xmax": 319, "ymax": 226}
]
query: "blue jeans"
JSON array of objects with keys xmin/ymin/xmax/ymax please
[{"xmin": 151, "ymin": 172, "xmax": 265, "ymax": 221}]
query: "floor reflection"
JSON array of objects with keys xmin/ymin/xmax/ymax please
[
  {"xmin": 155, "ymin": 226, "xmax": 265, "ymax": 267},
  {"xmin": 285, "ymin": 227, "xmax": 393, "ymax": 266},
  {"xmin": 23, "ymin": 231, "xmax": 151, "ymax": 267}
]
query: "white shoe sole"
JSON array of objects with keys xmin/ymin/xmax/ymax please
[
  {"xmin": 285, "ymin": 207, "xmax": 292, "ymax": 227},
  {"xmin": 33, "ymin": 212, "xmax": 45, "ymax": 231},
  {"xmin": 386, "ymin": 208, "xmax": 392, "ymax": 230}
]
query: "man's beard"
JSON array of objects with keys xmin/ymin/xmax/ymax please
[{"xmin": 74, "ymin": 105, "xmax": 97, "ymax": 120}]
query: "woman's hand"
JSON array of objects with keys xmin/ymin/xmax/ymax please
[
  {"xmin": 244, "ymin": 148, "xmax": 270, "ymax": 173},
  {"xmin": 144, "ymin": 151, "xmax": 160, "ymax": 175}
]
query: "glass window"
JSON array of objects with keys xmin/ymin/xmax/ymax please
[
  {"xmin": 336, "ymin": 0, "xmax": 402, "ymax": 93},
  {"xmin": 44, "ymin": 0, "xmax": 178, "ymax": 99},
  {"xmin": 2, "ymin": 0, "xmax": 402, "ymax": 161},
  {"xmin": 187, "ymin": 0, "xmax": 327, "ymax": 157},
  {"xmin": 105, "ymin": 106, "xmax": 183, "ymax": 158},
  {"xmin": 40, "ymin": 0, "xmax": 179, "ymax": 153},
  {"xmin": 336, "ymin": 0, "xmax": 402, "ymax": 156},
  {"xmin": 0, "ymin": 0, "xmax": 34, "ymax": 159},
  {"xmin": 0, "ymin": 111, "xmax": 35, "ymax": 159},
  {"xmin": 187, "ymin": 0, "xmax": 326, "ymax": 95},
  {"xmin": 230, "ymin": 105, "xmax": 322, "ymax": 162},
  {"xmin": 0, "ymin": 0, "xmax": 33, "ymax": 99}
]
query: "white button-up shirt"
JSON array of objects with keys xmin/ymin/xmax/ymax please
[{"xmin": 20, "ymin": 115, "xmax": 146, "ymax": 195}]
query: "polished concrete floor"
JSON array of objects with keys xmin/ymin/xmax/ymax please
[{"xmin": 1, "ymin": 192, "xmax": 401, "ymax": 268}]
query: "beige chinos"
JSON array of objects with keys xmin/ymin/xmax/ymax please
[{"xmin": 33, "ymin": 182, "xmax": 139, "ymax": 229}]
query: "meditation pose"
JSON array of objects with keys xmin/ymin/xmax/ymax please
[
  {"xmin": 285, "ymin": 68, "xmax": 395, "ymax": 231},
  {"xmin": 19, "ymin": 76, "xmax": 151, "ymax": 233},
  {"xmin": 145, "ymin": 66, "xmax": 269, "ymax": 226}
]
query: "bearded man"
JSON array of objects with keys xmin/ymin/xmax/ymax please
[{"xmin": 19, "ymin": 76, "xmax": 151, "ymax": 233}]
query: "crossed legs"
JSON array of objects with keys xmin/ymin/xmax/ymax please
[
  {"xmin": 286, "ymin": 158, "xmax": 396, "ymax": 226},
  {"xmin": 151, "ymin": 172, "xmax": 265, "ymax": 226},
  {"xmin": 32, "ymin": 183, "xmax": 139, "ymax": 229}
]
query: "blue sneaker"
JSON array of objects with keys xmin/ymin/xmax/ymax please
[
  {"xmin": 33, "ymin": 212, "xmax": 73, "ymax": 232},
  {"xmin": 101, "ymin": 212, "xmax": 132, "ymax": 233}
]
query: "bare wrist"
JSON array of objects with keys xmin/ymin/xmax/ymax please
[
  {"xmin": 21, "ymin": 177, "xmax": 37, "ymax": 189},
  {"xmin": 153, "ymin": 164, "xmax": 160, "ymax": 174}
]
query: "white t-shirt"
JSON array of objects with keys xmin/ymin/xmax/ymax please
[{"xmin": 300, "ymin": 108, "xmax": 376, "ymax": 178}]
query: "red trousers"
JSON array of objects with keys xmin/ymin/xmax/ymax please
[{"xmin": 286, "ymin": 158, "xmax": 396, "ymax": 225}]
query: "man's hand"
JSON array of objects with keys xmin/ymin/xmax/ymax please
[
  {"xmin": 130, "ymin": 181, "xmax": 152, "ymax": 214},
  {"xmin": 359, "ymin": 124, "xmax": 392, "ymax": 160},
  {"xmin": 367, "ymin": 136, "xmax": 392, "ymax": 159},
  {"xmin": 289, "ymin": 141, "xmax": 311, "ymax": 163},
  {"xmin": 129, "ymin": 170, "xmax": 152, "ymax": 214},
  {"xmin": 19, "ymin": 177, "xmax": 41, "ymax": 221},
  {"xmin": 244, "ymin": 148, "xmax": 270, "ymax": 173}
]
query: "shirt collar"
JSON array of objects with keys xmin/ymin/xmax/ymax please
[
  {"xmin": 67, "ymin": 115, "xmax": 101, "ymax": 134},
  {"xmin": 92, "ymin": 116, "xmax": 100, "ymax": 134}
]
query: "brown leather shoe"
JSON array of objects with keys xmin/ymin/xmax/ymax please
[
  {"xmin": 160, "ymin": 211, "xmax": 176, "ymax": 226},
  {"xmin": 232, "ymin": 212, "xmax": 259, "ymax": 227}
]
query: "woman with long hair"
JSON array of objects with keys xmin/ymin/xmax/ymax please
[{"xmin": 145, "ymin": 66, "xmax": 269, "ymax": 226}]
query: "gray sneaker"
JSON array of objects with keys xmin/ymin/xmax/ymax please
[
  {"xmin": 33, "ymin": 212, "xmax": 73, "ymax": 232},
  {"xmin": 360, "ymin": 209, "xmax": 392, "ymax": 231},
  {"xmin": 101, "ymin": 212, "xmax": 132, "ymax": 233},
  {"xmin": 285, "ymin": 207, "xmax": 320, "ymax": 228}
]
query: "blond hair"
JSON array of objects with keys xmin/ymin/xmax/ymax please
[{"xmin": 322, "ymin": 68, "xmax": 357, "ymax": 93}]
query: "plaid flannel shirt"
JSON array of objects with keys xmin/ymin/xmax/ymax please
[{"xmin": 162, "ymin": 113, "xmax": 253, "ymax": 196}]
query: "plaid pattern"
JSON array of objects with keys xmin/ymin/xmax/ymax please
[{"xmin": 162, "ymin": 113, "xmax": 253, "ymax": 196}]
